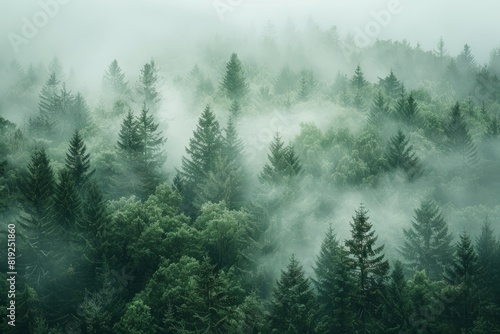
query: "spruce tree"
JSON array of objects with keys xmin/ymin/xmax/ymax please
[
  {"xmin": 19, "ymin": 149, "xmax": 56, "ymax": 286},
  {"xmin": 53, "ymin": 169, "xmax": 82, "ymax": 232},
  {"xmin": 71, "ymin": 93, "xmax": 92, "ymax": 132},
  {"xmin": 220, "ymin": 53, "xmax": 249, "ymax": 101},
  {"xmin": 269, "ymin": 255, "xmax": 317, "ymax": 333},
  {"xmin": 345, "ymin": 205, "xmax": 389, "ymax": 333},
  {"xmin": 385, "ymin": 130, "xmax": 424, "ymax": 180},
  {"xmin": 65, "ymin": 131, "xmax": 95, "ymax": 193},
  {"xmin": 103, "ymin": 59, "xmax": 129, "ymax": 98},
  {"xmin": 384, "ymin": 261, "xmax": 411, "ymax": 333},
  {"xmin": 351, "ymin": 64, "xmax": 367, "ymax": 91},
  {"xmin": 31, "ymin": 71, "xmax": 59, "ymax": 136},
  {"xmin": 398, "ymin": 93, "xmax": 419, "ymax": 126},
  {"xmin": 136, "ymin": 59, "xmax": 160, "ymax": 111},
  {"xmin": 135, "ymin": 104, "xmax": 167, "ymax": 196},
  {"xmin": 486, "ymin": 116, "xmax": 499, "ymax": 138},
  {"xmin": 313, "ymin": 226, "xmax": 356, "ymax": 333},
  {"xmin": 117, "ymin": 109, "xmax": 142, "ymax": 157},
  {"xmin": 368, "ymin": 91, "xmax": 390, "ymax": 126},
  {"xmin": 82, "ymin": 182, "xmax": 108, "ymax": 246},
  {"xmin": 180, "ymin": 105, "xmax": 223, "ymax": 214},
  {"xmin": 476, "ymin": 221, "xmax": 500, "ymax": 305},
  {"xmin": 400, "ymin": 199, "xmax": 453, "ymax": 280},
  {"xmin": 445, "ymin": 102, "xmax": 479, "ymax": 171},
  {"xmin": 444, "ymin": 232, "xmax": 482, "ymax": 333},
  {"xmin": 259, "ymin": 133, "xmax": 302, "ymax": 185},
  {"xmin": 379, "ymin": 69, "xmax": 401, "ymax": 99}
]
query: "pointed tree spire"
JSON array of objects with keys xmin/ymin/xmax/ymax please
[
  {"xmin": 65, "ymin": 131, "xmax": 95, "ymax": 193},
  {"xmin": 220, "ymin": 52, "xmax": 249, "ymax": 102},
  {"xmin": 385, "ymin": 130, "xmax": 424, "ymax": 180}
]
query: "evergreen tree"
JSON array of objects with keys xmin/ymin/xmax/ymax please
[
  {"xmin": 345, "ymin": 205, "xmax": 389, "ymax": 333},
  {"xmin": 313, "ymin": 226, "xmax": 356, "ymax": 333},
  {"xmin": 136, "ymin": 59, "xmax": 160, "ymax": 111},
  {"xmin": 117, "ymin": 109, "xmax": 142, "ymax": 156},
  {"xmin": 368, "ymin": 91, "xmax": 390, "ymax": 126},
  {"xmin": 103, "ymin": 59, "xmax": 129, "ymax": 98},
  {"xmin": 444, "ymin": 232, "xmax": 482, "ymax": 333},
  {"xmin": 31, "ymin": 71, "xmax": 59, "ymax": 136},
  {"xmin": 71, "ymin": 92, "xmax": 92, "ymax": 132},
  {"xmin": 201, "ymin": 116, "xmax": 246, "ymax": 209},
  {"xmin": 19, "ymin": 149, "xmax": 56, "ymax": 286},
  {"xmin": 435, "ymin": 37, "xmax": 448, "ymax": 75},
  {"xmin": 229, "ymin": 99, "xmax": 241, "ymax": 119},
  {"xmin": 351, "ymin": 64, "xmax": 367, "ymax": 91},
  {"xmin": 259, "ymin": 133, "xmax": 302, "ymax": 184},
  {"xmin": 457, "ymin": 44, "xmax": 477, "ymax": 72},
  {"xmin": 269, "ymin": 255, "xmax": 317, "ymax": 333},
  {"xmin": 180, "ymin": 105, "xmax": 223, "ymax": 214},
  {"xmin": 445, "ymin": 102, "xmax": 479, "ymax": 171},
  {"xmin": 297, "ymin": 69, "xmax": 316, "ymax": 101},
  {"xmin": 65, "ymin": 131, "xmax": 95, "ymax": 193},
  {"xmin": 384, "ymin": 261, "xmax": 411, "ymax": 333},
  {"xmin": 135, "ymin": 104, "xmax": 167, "ymax": 196},
  {"xmin": 385, "ymin": 130, "xmax": 424, "ymax": 180},
  {"xmin": 53, "ymin": 169, "xmax": 82, "ymax": 231},
  {"xmin": 398, "ymin": 92, "xmax": 419, "ymax": 126},
  {"xmin": 379, "ymin": 69, "xmax": 401, "ymax": 99},
  {"xmin": 48, "ymin": 56, "xmax": 64, "ymax": 80},
  {"xmin": 476, "ymin": 221, "xmax": 500, "ymax": 305},
  {"xmin": 82, "ymin": 182, "xmax": 108, "ymax": 248},
  {"xmin": 400, "ymin": 199, "xmax": 453, "ymax": 280},
  {"xmin": 220, "ymin": 52, "xmax": 249, "ymax": 101}
]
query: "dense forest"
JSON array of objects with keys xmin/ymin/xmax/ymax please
[{"xmin": 1, "ymin": 15, "xmax": 500, "ymax": 334}]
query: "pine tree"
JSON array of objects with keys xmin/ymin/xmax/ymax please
[
  {"xmin": 444, "ymin": 232, "xmax": 482, "ymax": 333},
  {"xmin": 259, "ymin": 133, "xmax": 302, "ymax": 184},
  {"xmin": 53, "ymin": 169, "xmax": 82, "ymax": 231},
  {"xmin": 229, "ymin": 99, "xmax": 241, "ymax": 119},
  {"xmin": 48, "ymin": 56, "xmax": 64, "ymax": 81},
  {"xmin": 136, "ymin": 59, "xmax": 160, "ymax": 111},
  {"xmin": 103, "ymin": 59, "xmax": 129, "ymax": 98},
  {"xmin": 269, "ymin": 255, "xmax": 317, "ymax": 333},
  {"xmin": 385, "ymin": 130, "xmax": 424, "ymax": 180},
  {"xmin": 435, "ymin": 37, "xmax": 448, "ymax": 76},
  {"xmin": 71, "ymin": 93, "xmax": 92, "ymax": 132},
  {"xmin": 345, "ymin": 205, "xmax": 389, "ymax": 333},
  {"xmin": 313, "ymin": 226, "xmax": 356, "ymax": 333},
  {"xmin": 220, "ymin": 53, "xmax": 249, "ymax": 101},
  {"xmin": 398, "ymin": 93, "xmax": 419, "ymax": 126},
  {"xmin": 368, "ymin": 91, "xmax": 390, "ymax": 126},
  {"xmin": 297, "ymin": 69, "xmax": 316, "ymax": 101},
  {"xmin": 351, "ymin": 64, "xmax": 367, "ymax": 91},
  {"xmin": 135, "ymin": 104, "xmax": 167, "ymax": 196},
  {"xmin": 400, "ymin": 199, "xmax": 453, "ymax": 280},
  {"xmin": 384, "ymin": 261, "xmax": 411, "ymax": 333},
  {"xmin": 201, "ymin": 116, "xmax": 246, "ymax": 209},
  {"xmin": 445, "ymin": 102, "xmax": 479, "ymax": 171},
  {"xmin": 457, "ymin": 44, "xmax": 477, "ymax": 72},
  {"xmin": 65, "ymin": 131, "xmax": 95, "ymax": 193},
  {"xmin": 31, "ymin": 71, "xmax": 59, "ymax": 136},
  {"xmin": 180, "ymin": 105, "xmax": 223, "ymax": 215},
  {"xmin": 117, "ymin": 109, "xmax": 142, "ymax": 156},
  {"xmin": 19, "ymin": 149, "xmax": 56, "ymax": 286},
  {"xmin": 379, "ymin": 69, "xmax": 401, "ymax": 99},
  {"xmin": 82, "ymin": 182, "xmax": 108, "ymax": 250},
  {"xmin": 476, "ymin": 221, "xmax": 500, "ymax": 305}
]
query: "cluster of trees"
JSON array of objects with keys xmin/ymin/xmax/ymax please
[{"xmin": 1, "ymin": 26, "xmax": 500, "ymax": 333}]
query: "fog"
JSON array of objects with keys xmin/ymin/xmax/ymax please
[{"xmin": 1, "ymin": 1, "xmax": 500, "ymax": 332}]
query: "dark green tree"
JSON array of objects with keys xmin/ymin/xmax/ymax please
[
  {"xmin": 259, "ymin": 133, "xmax": 302, "ymax": 185},
  {"xmin": 30, "ymin": 71, "xmax": 59, "ymax": 136},
  {"xmin": 476, "ymin": 221, "xmax": 500, "ymax": 306},
  {"xmin": 269, "ymin": 255, "xmax": 317, "ymax": 333},
  {"xmin": 486, "ymin": 116, "xmax": 499, "ymax": 138},
  {"xmin": 385, "ymin": 130, "xmax": 424, "ymax": 180},
  {"xmin": 313, "ymin": 226, "xmax": 356, "ymax": 333},
  {"xmin": 384, "ymin": 261, "xmax": 411, "ymax": 333},
  {"xmin": 136, "ymin": 59, "xmax": 160, "ymax": 111},
  {"xmin": 65, "ymin": 131, "xmax": 95, "ymax": 193},
  {"xmin": 345, "ymin": 205, "xmax": 389, "ymax": 333},
  {"xmin": 379, "ymin": 69, "xmax": 401, "ymax": 99},
  {"xmin": 400, "ymin": 199, "xmax": 453, "ymax": 280},
  {"xmin": 444, "ymin": 232, "xmax": 482, "ymax": 334},
  {"xmin": 351, "ymin": 64, "xmax": 367, "ymax": 91},
  {"xmin": 82, "ymin": 182, "xmax": 108, "ymax": 248},
  {"xmin": 135, "ymin": 104, "xmax": 167, "ymax": 196},
  {"xmin": 397, "ymin": 93, "xmax": 419, "ymax": 126},
  {"xmin": 117, "ymin": 109, "xmax": 142, "ymax": 156},
  {"xmin": 220, "ymin": 52, "xmax": 249, "ymax": 101},
  {"xmin": 53, "ymin": 168, "xmax": 82, "ymax": 231},
  {"xmin": 71, "ymin": 92, "xmax": 92, "ymax": 132},
  {"xmin": 445, "ymin": 102, "xmax": 479, "ymax": 171}
]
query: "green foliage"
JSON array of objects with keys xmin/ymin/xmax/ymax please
[
  {"xmin": 103, "ymin": 59, "xmax": 129, "ymax": 99},
  {"xmin": 385, "ymin": 129, "xmax": 424, "ymax": 180},
  {"xmin": 269, "ymin": 255, "xmax": 317, "ymax": 333},
  {"xmin": 136, "ymin": 59, "xmax": 160, "ymax": 111},
  {"xmin": 65, "ymin": 130, "xmax": 95, "ymax": 192},
  {"xmin": 259, "ymin": 133, "xmax": 302, "ymax": 185},
  {"xmin": 114, "ymin": 297, "xmax": 156, "ymax": 334},
  {"xmin": 221, "ymin": 52, "xmax": 249, "ymax": 102},
  {"xmin": 400, "ymin": 199, "xmax": 453, "ymax": 280}
]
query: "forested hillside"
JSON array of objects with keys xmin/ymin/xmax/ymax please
[{"xmin": 1, "ymin": 17, "xmax": 500, "ymax": 333}]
